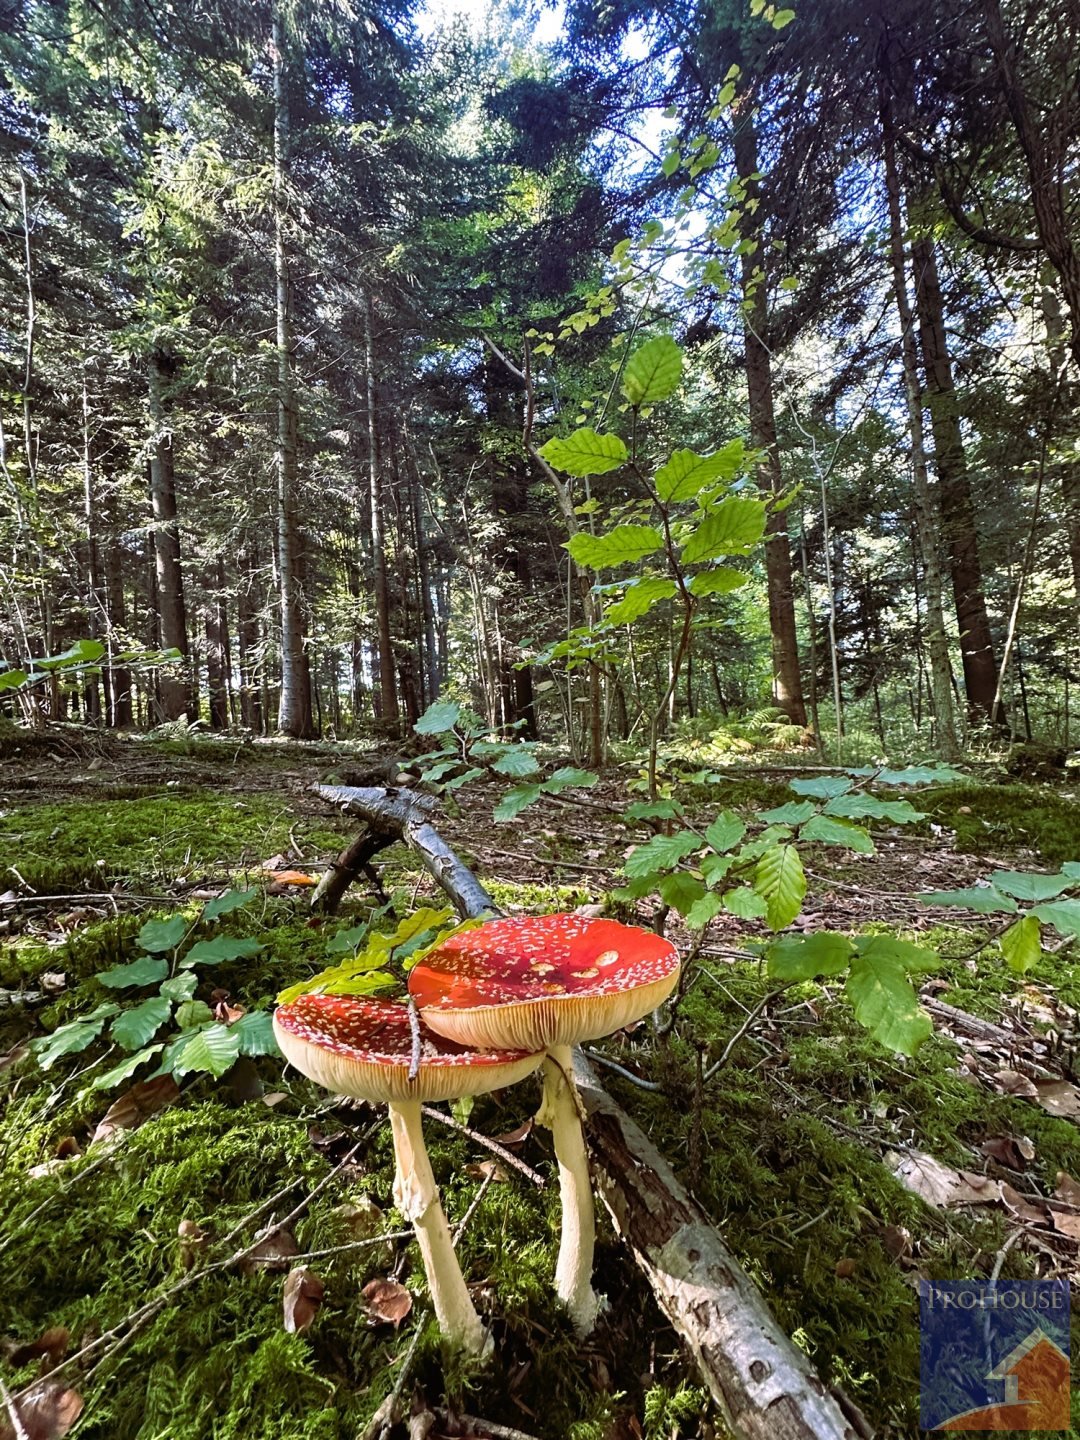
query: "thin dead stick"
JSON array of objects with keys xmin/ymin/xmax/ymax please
[
  {"xmin": 290, "ymin": 1230, "xmax": 412, "ymax": 1263},
  {"xmin": 704, "ymin": 988, "xmax": 790, "ymax": 1081},
  {"xmin": 0, "ymin": 1154, "xmax": 113, "ymax": 1257},
  {"xmin": 434, "ymin": 1411, "xmax": 542, "ymax": 1440},
  {"xmin": 361, "ymin": 1313, "xmax": 429, "ymax": 1440},
  {"xmin": 452, "ymin": 1170, "xmax": 495, "ymax": 1243},
  {"xmin": 421, "ymin": 1105, "xmax": 545, "ymax": 1189},
  {"xmin": 0, "ymin": 1379, "xmax": 31, "ymax": 1440}
]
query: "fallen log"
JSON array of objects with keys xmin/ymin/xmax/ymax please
[{"xmin": 311, "ymin": 782, "xmax": 870, "ymax": 1440}]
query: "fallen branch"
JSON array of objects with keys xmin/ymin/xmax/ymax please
[{"xmin": 311, "ymin": 783, "xmax": 871, "ymax": 1440}]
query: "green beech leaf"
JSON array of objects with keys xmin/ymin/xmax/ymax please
[
  {"xmin": 686, "ymin": 566, "xmax": 747, "ymax": 597},
  {"xmin": 181, "ymin": 936, "xmax": 264, "ymax": 968},
  {"xmin": 989, "ymin": 870, "xmax": 1074, "ymax": 903},
  {"xmin": 35, "ymin": 1004, "xmax": 119, "ymax": 1068},
  {"xmin": 491, "ymin": 747, "xmax": 540, "ymax": 778},
  {"xmin": 1030, "ymin": 899, "xmax": 1080, "ymax": 938},
  {"xmin": 98, "ymin": 957, "xmax": 169, "ymax": 989},
  {"xmin": 566, "ymin": 525, "xmax": 664, "ymax": 569},
  {"xmin": 800, "ymin": 815, "xmax": 875, "ymax": 854},
  {"xmin": 760, "ymin": 801, "xmax": 816, "ymax": 825},
  {"xmin": 823, "ymin": 795, "xmax": 925, "ymax": 823},
  {"xmin": 754, "ymin": 845, "xmax": 806, "ymax": 930},
  {"xmin": 203, "ymin": 888, "xmax": 258, "ymax": 921},
  {"xmin": 705, "ymin": 811, "xmax": 746, "ymax": 853},
  {"xmin": 92, "ymin": 1045, "xmax": 164, "ymax": 1090},
  {"xmin": 723, "ymin": 886, "xmax": 768, "ymax": 920},
  {"xmin": 1061, "ymin": 863, "xmax": 1080, "ymax": 881},
  {"xmin": 540, "ymin": 429, "xmax": 628, "ymax": 476},
  {"xmin": 326, "ymin": 923, "xmax": 370, "ymax": 955},
  {"xmin": 686, "ymin": 892, "xmax": 724, "ymax": 929},
  {"xmin": 494, "ymin": 784, "xmax": 543, "ymax": 822},
  {"xmin": 767, "ymin": 932, "xmax": 854, "ymax": 980},
  {"xmin": 0, "ymin": 669, "xmax": 28, "ymax": 691},
  {"xmin": 917, "ymin": 887, "xmax": 1018, "ymax": 915},
  {"xmin": 442, "ymin": 767, "xmax": 484, "ymax": 791},
  {"xmin": 701, "ymin": 852, "xmax": 736, "ymax": 887},
  {"xmin": 790, "ymin": 776, "xmax": 854, "ymax": 799},
  {"xmin": 542, "ymin": 767, "xmax": 598, "ymax": 793},
  {"xmin": 1000, "ymin": 915, "xmax": 1043, "ymax": 974},
  {"xmin": 177, "ymin": 1000, "xmax": 214, "ymax": 1029},
  {"xmin": 32, "ymin": 638, "xmax": 105, "ymax": 670},
  {"xmin": 137, "ymin": 916, "xmax": 189, "ymax": 953},
  {"xmin": 160, "ymin": 972, "xmax": 198, "ymax": 1002},
  {"xmin": 623, "ymin": 800, "xmax": 683, "ymax": 821},
  {"xmin": 845, "ymin": 956, "xmax": 931, "ymax": 1055},
  {"xmin": 414, "ymin": 700, "xmax": 461, "ymax": 735},
  {"xmin": 854, "ymin": 935, "xmax": 940, "ymax": 972},
  {"xmin": 620, "ymin": 336, "xmax": 683, "ymax": 406},
  {"xmin": 655, "ymin": 442, "xmax": 743, "ymax": 502},
  {"xmin": 659, "ymin": 872, "xmax": 707, "ymax": 916},
  {"xmin": 772, "ymin": 8, "xmax": 795, "ymax": 28},
  {"xmin": 624, "ymin": 831, "xmax": 700, "ymax": 877},
  {"xmin": 165, "ymin": 1023, "xmax": 241, "ymax": 1079},
  {"xmin": 865, "ymin": 764, "xmax": 963, "ymax": 785},
  {"xmin": 233, "ymin": 1011, "xmax": 282, "ymax": 1058},
  {"xmin": 606, "ymin": 578, "xmax": 677, "ymax": 625},
  {"xmin": 681, "ymin": 497, "xmax": 767, "ymax": 562},
  {"xmin": 111, "ymin": 996, "xmax": 173, "ymax": 1051}
]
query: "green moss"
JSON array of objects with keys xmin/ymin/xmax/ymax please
[
  {"xmin": 914, "ymin": 781, "xmax": 1080, "ymax": 865},
  {"xmin": 0, "ymin": 793, "xmax": 349, "ymax": 894}
]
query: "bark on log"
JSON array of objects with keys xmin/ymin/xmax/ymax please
[{"xmin": 309, "ymin": 782, "xmax": 871, "ymax": 1440}]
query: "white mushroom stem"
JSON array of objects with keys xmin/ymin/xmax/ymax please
[
  {"xmin": 388, "ymin": 1099, "xmax": 490, "ymax": 1357},
  {"xmin": 536, "ymin": 1044, "xmax": 599, "ymax": 1333}
]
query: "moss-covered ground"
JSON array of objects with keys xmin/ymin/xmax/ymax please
[{"xmin": 1, "ymin": 735, "xmax": 1078, "ymax": 1438}]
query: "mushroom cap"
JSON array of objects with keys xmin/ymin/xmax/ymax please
[
  {"xmin": 273, "ymin": 995, "xmax": 544, "ymax": 1104},
  {"xmin": 408, "ymin": 913, "xmax": 680, "ymax": 1051}
]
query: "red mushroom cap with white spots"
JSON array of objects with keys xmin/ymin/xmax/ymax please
[
  {"xmin": 273, "ymin": 995, "xmax": 544, "ymax": 1104},
  {"xmin": 408, "ymin": 913, "xmax": 680, "ymax": 1051}
]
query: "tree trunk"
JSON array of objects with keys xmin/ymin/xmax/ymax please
[
  {"xmin": 362, "ymin": 289, "xmax": 399, "ymax": 736},
  {"xmin": 272, "ymin": 8, "xmax": 314, "ymax": 739},
  {"xmin": 879, "ymin": 73, "xmax": 960, "ymax": 760},
  {"xmin": 912, "ymin": 236, "xmax": 999, "ymax": 726},
  {"xmin": 148, "ymin": 350, "xmax": 191, "ymax": 721},
  {"xmin": 105, "ymin": 543, "xmax": 132, "ymax": 727},
  {"xmin": 204, "ymin": 566, "xmax": 228, "ymax": 730},
  {"xmin": 732, "ymin": 109, "xmax": 807, "ymax": 727}
]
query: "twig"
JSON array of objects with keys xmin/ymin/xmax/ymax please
[
  {"xmin": 289, "ymin": 1230, "xmax": 412, "ymax": 1262},
  {"xmin": 420, "ymin": 1106, "xmax": 545, "ymax": 1189},
  {"xmin": 704, "ymin": 988, "xmax": 790, "ymax": 1081},
  {"xmin": 0, "ymin": 1380, "xmax": 30, "ymax": 1440},
  {"xmin": 361, "ymin": 1314, "xmax": 428, "ymax": 1440},
  {"xmin": 0, "ymin": 1153, "xmax": 113, "ymax": 1257},
  {"xmin": 452, "ymin": 1171, "xmax": 495, "ymax": 1243},
  {"xmin": 434, "ymin": 1410, "xmax": 543, "ymax": 1440},
  {"xmin": 584, "ymin": 1048, "xmax": 661, "ymax": 1091}
]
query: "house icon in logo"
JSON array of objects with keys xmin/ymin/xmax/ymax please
[{"xmin": 938, "ymin": 1327, "xmax": 1071, "ymax": 1431}]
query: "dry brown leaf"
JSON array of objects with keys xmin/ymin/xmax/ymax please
[
  {"xmin": 262, "ymin": 1092, "xmax": 288, "ymax": 1108},
  {"xmin": 0, "ymin": 1042, "xmax": 28, "ymax": 1073},
  {"xmin": 283, "ymin": 1267, "xmax": 325, "ymax": 1333},
  {"xmin": 91, "ymin": 1075, "xmax": 180, "ymax": 1146},
  {"xmin": 0, "ymin": 1382, "xmax": 83, "ymax": 1440},
  {"xmin": 834, "ymin": 1257, "xmax": 857, "ymax": 1278},
  {"xmin": 361, "ymin": 1277, "xmax": 413, "ymax": 1327},
  {"xmin": 999, "ymin": 1183, "xmax": 1051, "ymax": 1227},
  {"xmin": 465, "ymin": 1160, "xmax": 508, "ymax": 1183},
  {"xmin": 1049, "ymin": 1209, "xmax": 1080, "ymax": 1242},
  {"xmin": 994, "ymin": 1069, "xmax": 1039, "ymax": 1098},
  {"xmin": 1032, "ymin": 1079, "xmax": 1080, "ymax": 1119},
  {"xmin": 240, "ymin": 1227, "xmax": 299, "ymax": 1274},
  {"xmin": 1054, "ymin": 1171, "xmax": 1080, "ymax": 1207},
  {"xmin": 334, "ymin": 1196, "xmax": 383, "ymax": 1237},
  {"xmin": 2, "ymin": 1327, "xmax": 69, "ymax": 1371},
  {"xmin": 266, "ymin": 869, "xmax": 316, "ymax": 887},
  {"xmin": 980, "ymin": 1134, "xmax": 1036, "ymax": 1170},
  {"xmin": 886, "ymin": 1150, "xmax": 1002, "ymax": 1209},
  {"xmin": 492, "ymin": 1120, "xmax": 533, "ymax": 1147},
  {"xmin": 880, "ymin": 1224, "xmax": 912, "ymax": 1262}
]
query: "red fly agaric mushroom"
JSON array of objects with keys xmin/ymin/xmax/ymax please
[
  {"xmin": 273, "ymin": 993, "xmax": 543, "ymax": 1356},
  {"xmin": 407, "ymin": 913, "xmax": 679, "ymax": 1332}
]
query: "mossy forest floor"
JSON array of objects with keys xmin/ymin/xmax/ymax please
[{"xmin": 1, "ymin": 727, "xmax": 1079, "ymax": 1439}]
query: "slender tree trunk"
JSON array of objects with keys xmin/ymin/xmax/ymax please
[
  {"xmin": 879, "ymin": 72, "xmax": 960, "ymax": 760},
  {"xmin": 982, "ymin": 0, "xmax": 1080, "ymax": 370},
  {"xmin": 272, "ymin": 8, "xmax": 314, "ymax": 739},
  {"xmin": 81, "ymin": 377, "xmax": 103, "ymax": 722},
  {"xmin": 105, "ymin": 543, "xmax": 132, "ymax": 727},
  {"xmin": 362, "ymin": 290, "xmax": 399, "ymax": 735},
  {"xmin": 1039, "ymin": 275, "xmax": 1080, "ymax": 596},
  {"xmin": 148, "ymin": 350, "xmax": 191, "ymax": 721},
  {"xmin": 912, "ymin": 236, "xmax": 999, "ymax": 725},
  {"xmin": 732, "ymin": 108, "xmax": 806, "ymax": 727},
  {"xmin": 204, "ymin": 566, "xmax": 228, "ymax": 730}
]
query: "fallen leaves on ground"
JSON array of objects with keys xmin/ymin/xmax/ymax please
[
  {"xmin": 361, "ymin": 1278, "xmax": 412, "ymax": 1327},
  {"xmin": 1, "ymin": 1327, "xmax": 69, "ymax": 1371},
  {"xmin": 283, "ymin": 1267, "xmax": 324, "ymax": 1333},
  {"xmin": 240, "ymin": 1226, "xmax": 299, "ymax": 1274},
  {"xmin": 492, "ymin": 1120, "xmax": 533, "ymax": 1147},
  {"xmin": 886, "ymin": 1150, "xmax": 999, "ymax": 1208},
  {"xmin": 178, "ymin": 1219, "xmax": 209, "ymax": 1270},
  {"xmin": 465, "ymin": 1160, "xmax": 508, "ymax": 1183},
  {"xmin": 980, "ymin": 1134, "xmax": 1035, "ymax": 1169},
  {"xmin": 90, "ymin": 1075, "xmax": 180, "ymax": 1146}
]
